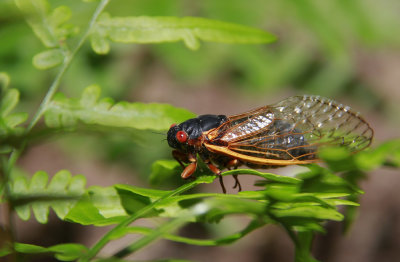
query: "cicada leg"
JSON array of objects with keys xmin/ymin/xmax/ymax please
[
  {"xmin": 172, "ymin": 150, "xmax": 189, "ymax": 169},
  {"xmin": 181, "ymin": 161, "xmax": 197, "ymax": 179},
  {"xmin": 225, "ymin": 159, "xmax": 242, "ymax": 192},
  {"xmin": 172, "ymin": 150, "xmax": 199, "ymax": 179},
  {"xmin": 201, "ymin": 159, "xmax": 226, "ymax": 194}
]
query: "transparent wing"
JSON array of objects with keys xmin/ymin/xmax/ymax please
[{"xmin": 207, "ymin": 95, "xmax": 373, "ymax": 162}]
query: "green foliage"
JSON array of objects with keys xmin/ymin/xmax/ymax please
[
  {"xmin": 1, "ymin": 142, "xmax": 399, "ymax": 261},
  {"xmin": 0, "ymin": 242, "xmax": 88, "ymax": 261},
  {"xmin": 14, "ymin": 0, "xmax": 77, "ymax": 48},
  {"xmin": 91, "ymin": 13, "xmax": 277, "ymax": 54},
  {"xmin": 33, "ymin": 49, "xmax": 66, "ymax": 70},
  {"xmin": 0, "ymin": 72, "xmax": 28, "ymax": 153},
  {"xmin": 9, "ymin": 170, "xmax": 86, "ymax": 223},
  {"xmin": 64, "ymin": 186, "xmax": 127, "ymax": 226},
  {"xmin": 14, "ymin": 0, "xmax": 78, "ymax": 70},
  {"xmin": 44, "ymin": 85, "xmax": 195, "ymax": 131}
]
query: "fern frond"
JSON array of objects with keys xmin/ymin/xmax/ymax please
[
  {"xmin": 44, "ymin": 85, "xmax": 195, "ymax": 131},
  {"xmin": 0, "ymin": 242, "xmax": 88, "ymax": 261},
  {"xmin": 10, "ymin": 170, "xmax": 86, "ymax": 223},
  {"xmin": 0, "ymin": 73, "xmax": 28, "ymax": 153},
  {"xmin": 90, "ymin": 13, "xmax": 277, "ymax": 54},
  {"xmin": 14, "ymin": 0, "xmax": 79, "ymax": 69}
]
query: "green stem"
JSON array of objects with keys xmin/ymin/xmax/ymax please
[
  {"xmin": 294, "ymin": 232, "xmax": 318, "ymax": 262},
  {"xmin": 114, "ymin": 216, "xmax": 189, "ymax": 258},
  {"xmin": 27, "ymin": 0, "xmax": 110, "ymax": 132},
  {"xmin": 80, "ymin": 179, "xmax": 201, "ymax": 262}
]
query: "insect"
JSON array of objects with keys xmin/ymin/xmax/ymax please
[{"xmin": 167, "ymin": 95, "xmax": 373, "ymax": 193}]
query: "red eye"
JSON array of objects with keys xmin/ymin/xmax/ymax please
[
  {"xmin": 176, "ymin": 131, "xmax": 188, "ymax": 143},
  {"xmin": 170, "ymin": 123, "xmax": 177, "ymax": 128}
]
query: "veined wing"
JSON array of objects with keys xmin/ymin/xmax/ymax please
[{"xmin": 205, "ymin": 95, "xmax": 373, "ymax": 163}]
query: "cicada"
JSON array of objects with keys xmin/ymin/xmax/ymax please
[{"xmin": 167, "ymin": 95, "xmax": 373, "ymax": 193}]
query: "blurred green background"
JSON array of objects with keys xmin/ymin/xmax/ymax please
[{"xmin": 1, "ymin": 0, "xmax": 400, "ymax": 261}]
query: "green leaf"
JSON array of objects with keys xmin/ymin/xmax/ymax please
[
  {"xmin": 64, "ymin": 194, "xmax": 111, "ymax": 226},
  {"xmin": 0, "ymin": 88, "xmax": 19, "ymax": 117},
  {"xmin": 3, "ymin": 113, "xmax": 28, "ymax": 128},
  {"xmin": 91, "ymin": 13, "xmax": 277, "ymax": 53},
  {"xmin": 355, "ymin": 139, "xmax": 400, "ymax": 170},
  {"xmin": 114, "ymin": 178, "xmax": 223, "ymax": 219},
  {"xmin": 14, "ymin": 243, "xmax": 48, "ymax": 254},
  {"xmin": 14, "ymin": 0, "xmax": 57, "ymax": 47},
  {"xmin": 90, "ymin": 25, "xmax": 110, "ymax": 55},
  {"xmin": 298, "ymin": 165, "xmax": 362, "ymax": 195},
  {"xmin": 13, "ymin": 243, "xmax": 88, "ymax": 261},
  {"xmin": 48, "ymin": 243, "xmax": 88, "ymax": 261},
  {"xmin": 88, "ymin": 186, "xmax": 127, "ymax": 218},
  {"xmin": 44, "ymin": 85, "xmax": 195, "ymax": 131},
  {"xmin": 48, "ymin": 6, "xmax": 71, "ymax": 29},
  {"xmin": 223, "ymin": 169, "xmax": 301, "ymax": 184},
  {"xmin": 10, "ymin": 170, "xmax": 86, "ymax": 223},
  {"xmin": 271, "ymin": 205, "xmax": 344, "ymax": 221},
  {"xmin": 114, "ymin": 184, "xmax": 168, "ymax": 217},
  {"xmin": 33, "ymin": 49, "xmax": 64, "ymax": 70},
  {"xmin": 0, "ymin": 72, "xmax": 10, "ymax": 93},
  {"xmin": 15, "ymin": 0, "xmax": 77, "ymax": 48},
  {"xmin": 319, "ymin": 146, "xmax": 352, "ymax": 162},
  {"xmin": 149, "ymin": 159, "xmax": 181, "ymax": 186},
  {"xmin": 0, "ymin": 82, "xmax": 28, "ymax": 152}
]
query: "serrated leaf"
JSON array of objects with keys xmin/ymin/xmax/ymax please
[
  {"xmin": 33, "ymin": 49, "xmax": 64, "ymax": 70},
  {"xmin": 10, "ymin": 170, "xmax": 86, "ymax": 223},
  {"xmin": 44, "ymin": 85, "xmax": 195, "ymax": 131},
  {"xmin": 91, "ymin": 13, "xmax": 277, "ymax": 53}
]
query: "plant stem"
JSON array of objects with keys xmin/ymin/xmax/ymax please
[
  {"xmin": 27, "ymin": 0, "xmax": 110, "ymax": 132},
  {"xmin": 80, "ymin": 179, "xmax": 201, "ymax": 262},
  {"xmin": 114, "ymin": 216, "xmax": 189, "ymax": 258}
]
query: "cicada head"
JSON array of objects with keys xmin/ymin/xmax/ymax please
[
  {"xmin": 167, "ymin": 123, "xmax": 189, "ymax": 150},
  {"xmin": 167, "ymin": 115, "xmax": 228, "ymax": 152}
]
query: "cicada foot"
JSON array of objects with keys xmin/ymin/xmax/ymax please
[{"xmin": 232, "ymin": 174, "xmax": 242, "ymax": 192}]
